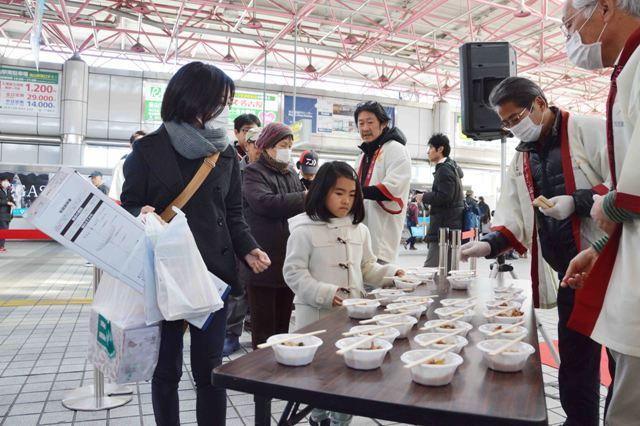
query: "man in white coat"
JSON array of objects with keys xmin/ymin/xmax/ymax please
[
  {"xmin": 354, "ymin": 101, "xmax": 412, "ymax": 264},
  {"xmin": 560, "ymin": 1, "xmax": 640, "ymax": 425},
  {"xmin": 460, "ymin": 76, "xmax": 609, "ymax": 426},
  {"xmin": 108, "ymin": 130, "xmax": 146, "ymax": 201}
]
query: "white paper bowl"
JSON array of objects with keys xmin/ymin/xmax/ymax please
[
  {"xmin": 434, "ymin": 307, "xmax": 475, "ymax": 323},
  {"xmin": 485, "ymin": 300, "xmax": 521, "ymax": 310},
  {"xmin": 401, "ymin": 350, "xmax": 464, "ymax": 386},
  {"xmin": 493, "ymin": 286, "xmax": 524, "ymax": 294},
  {"xmin": 342, "ymin": 299, "xmax": 380, "ymax": 319},
  {"xmin": 422, "ymin": 320, "xmax": 473, "ymax": 337},
  {"xmin": 407, "ymin": 270, "xmax": 437, "ymax": 282},
  {"xmin": 335, "ymin": 337, "xmax": 393, "ymax": 370},
  {"xmin": 478, "ymin": 323, "xmax": 528, "ymax": 341},
  {"xmin": 396, "ymin": 296, "xmax": 435, "ymax": 308},
  {"xmin": 476, "ymin": 339, "xmax": 535, "ymax": 372},
  {"xmin": 440, "ymin": 298, "xmax": 476, "ymax": 308},
  {"xmin": 386, "ymin": 303, "xmax": 427, "ymax": 319},
  {"xmin": 267, "ymin": 334, "xmax": 323, "ymax": 366},
  {"xmin": 373, "ymin": 314, "xmax": 418, "ymax": 338},
  {"xmin": 447, "ymin": 276, "xmax": 473, "ymax": 290},
  {"xmin": 373, "ymin": 289, "xmax": 405, "ymax": 306},
  {"xmin": 483, "ymin": 308, "xmax": 526, "ymax": 324},
  {"xmin": 414, "ymin": 333, "xmax": 468, "ymax": 354},
  {"xmin": 348, "ymin": 325, "xmax": 401, "ymax": 344},
  {"xmin": 393, "ymin": 277, "xmax": 421, "ymax": 290}
]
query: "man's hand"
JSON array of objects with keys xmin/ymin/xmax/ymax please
[
  {"xmin": 591, "ymin": 195, "xmax": 616, "ymax": 235},
  {"xmin": 395, "ymin": 269, "xmax": 405, "ymax": 277},
  {"xmin": 460, "ymin": 241, "xmax": 491, "ymax": 262},
  {"xmin": 332, "ymin": 293, "xmax": 344, "ymax": 307},
  {"xmin": 561, "ymin": 247, "xmax": 599, "ymax": 289},
  {"xmin": 245, "ymin": 248, "xmax": 271, "ymax": 274},
  {"xmin": 7, "ymin": 202, "xmax": 14, "ymax": 207},
  {"xmin": 414, "ymin": 193, "xmax": 424, "ymax": 203},
  {"xmin": 539, "ymin": 195, "xmax": 575, "ymax": 220}
]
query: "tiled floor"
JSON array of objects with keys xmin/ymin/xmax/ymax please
[{"xmin": 0, "ymin": 242, "xmax": 609, "ymax": 425}]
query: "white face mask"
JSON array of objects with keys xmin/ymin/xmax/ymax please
[
  {"xmin": 508, "ymin": 106, "xmax": 545, "ymax": 142},
  {"xmin": 1, "ymin": 181, "xmax": 9, "ymax": 189},
  {"xmin": 565, "ymin": 7, "xmax": 607, "ymax": 70},
  {"xmin": 275, "ymin": 148, "xmax": 291, "ymax": 164},
  {"xmin": 204, "ymin": 106, "xmax": 230, "ymax": 132}
]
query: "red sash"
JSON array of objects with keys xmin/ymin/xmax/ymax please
[{"xmin": 568, "ymin": 27, "xmax": 640, "ymax": 336}]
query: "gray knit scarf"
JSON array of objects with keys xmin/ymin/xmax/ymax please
[{"xmin": 164, "ymin": 120, "xmax": 230, "ymax": 160}]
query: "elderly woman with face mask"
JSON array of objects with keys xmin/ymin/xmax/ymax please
[
  {"xmin": 121, "ymin": 61, "xmax": 270, "ymax": 426},
  {"xmin": 241, "ymin": 122, "xmax": 306, "ymax": 348}
]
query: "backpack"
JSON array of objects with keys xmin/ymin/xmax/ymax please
[{"xmin": 462, "ymin": 199, "xmax": 480, "ymax": 231}]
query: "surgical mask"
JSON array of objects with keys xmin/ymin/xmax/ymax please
[
  {"xmin": 275, "ymin": 148, "xmax": 291, "ymax": 164},
  {"xmin": 1, "ymin": 181, "xmax": 9, "ymax": 189},
  {"xmin": 565, "ymin": 7, "xmax": 607, "ymax": 70},
  {"xmin": 204, "ymin": 106, "xmax": 230, "ymax": 132},
  {"xmin": 508, "ymin": 106, "xmax": 545, "ymax": 142}
]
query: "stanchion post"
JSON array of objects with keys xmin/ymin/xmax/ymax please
[
  {"xmin": 62, "ymin": 266, "xmax": 133, "ymax": 411},
  {"xmin": 450, "ymin": 229, "xmax": 462, "ymax": 271}
]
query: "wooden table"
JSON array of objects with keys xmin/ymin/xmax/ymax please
[{"xmin": 213, "ymin": 278, "xmax": 548, "ymax": 426}]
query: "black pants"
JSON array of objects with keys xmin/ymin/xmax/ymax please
[
  {"xmin": 152, "ymin": 304, "xmax": 228, "ymax": 426},
  {"xmin": 0, "ymin": 220, "xmax": 9, "ymax": 247},
  {"xmin": 225, "ymin": 282, "xmax": 248, "ymax": 338},
  {"xmin": 557, "ymin": 285, "xmax": 605, "ymax": 426},
  {"xmin": 246, "ymin": 285, "xmax": 294, "ymax": 349}
]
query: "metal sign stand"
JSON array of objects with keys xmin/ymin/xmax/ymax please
[
  {"xmin": 62, "ymin": 267, "xmax": 133, "ymax": 411},
  {"xmin": 489, "ymin": 256, "xmax": 561, "ymax": 366}
]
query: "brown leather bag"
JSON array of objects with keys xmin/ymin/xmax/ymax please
[{"xmin": 159, "ymin": 152, "xmax": 220, "ymax": 223}]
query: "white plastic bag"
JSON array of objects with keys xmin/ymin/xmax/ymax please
[
  {"xmin": 143, "ymin": 214, "xmax": 165, "ymax": 325},
  {"xmin": 154, "ymin": 208, "xmax": 224, "ymax": 321},
  {"xmin": 88, "ymin": 273, "xmax": 160, "ymax": 383}
]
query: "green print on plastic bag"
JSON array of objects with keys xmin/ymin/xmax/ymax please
[{"xmin": 97, "ymin": 314, "xmax": 116, "ymax": 359}]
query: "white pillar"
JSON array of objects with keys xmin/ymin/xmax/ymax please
[
  {"xmin": 432, "ymin": 99, "xmax": 450, "ymax": 136},
  {"xmin": 60, "ymin": 53, "xmax": 88, "ymax": 166}
]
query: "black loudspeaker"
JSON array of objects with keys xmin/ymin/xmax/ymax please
[{"xmin": 459, "ymin": 42, "xmax": 517, "ymax": 141}]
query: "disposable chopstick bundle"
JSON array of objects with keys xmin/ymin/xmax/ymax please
[
  {"xmin": 404, "ymin": 345, "xmax": 456, "ymax": 369},
  {"xmin": 335, "ymin": 332, "xmax": 384, "ymax": 355},
  {"xmin": 488, "ymin": 335, "xmax": 526, "ymax": 356},
  {"xmin": 487, "ymin": 321, "xmax": 525, "ymax": 336}
]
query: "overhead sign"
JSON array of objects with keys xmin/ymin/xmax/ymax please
[
  {"xmin": 230, "ymin": 90, "xmax": 279, "ymax": 126},
  {"xmin": 142, "ymin": 80, "xmax": 166, "ymax": 122},
  {"xmin": 0, "ymin": 66, "xmax": 60, "ymax": 116},
  {"xmin": 285, "ymin": 95, "xmax": 395, "ymax": 135}
]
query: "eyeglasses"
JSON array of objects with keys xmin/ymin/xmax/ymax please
[
  {"xmin": 560, "ymin": 7, "xmax": 596, "ymax": 40},
  {"xmin": 500, "ymin": 106, "xmax": 530, "ymax": 129}
]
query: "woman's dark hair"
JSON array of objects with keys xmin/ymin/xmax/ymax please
[
  {"xmin": 488, "ymin": 76, "xmax": 548, "ymax": 109},
  {"xmin": 161, "ymin": 61, "xmax": 235, "ymax": 123},
  {"xmin": 233, "ymin": 113, "xmax": 261, "ymax": 131},
  {"xmin": 305, "ymin": 161, "xmax": 365, "ymax": 224},
  {"xmin": 129, "ymin": 130, "xmax": 146, "ymax": 145},
  {"xmin": 427, "ymin": 133, "xmax": 451, "ymax": 157},
  {"xmin": 354, "ymin": 101, "xmax": 390, "ymax": 126}
]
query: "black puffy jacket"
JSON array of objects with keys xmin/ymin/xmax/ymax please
[
  {"xmin": 422, "ymin": 157, "xmax": 464, "ymax": 243},
  {"xmin": 482, "ymin": 108, "xmax": 595, "ymax": 275}
]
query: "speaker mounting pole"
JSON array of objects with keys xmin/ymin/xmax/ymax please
[{"xmin": 500, "ymin": 132, "xmax": 507, "ymax": 190}]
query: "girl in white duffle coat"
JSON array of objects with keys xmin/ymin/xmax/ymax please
[{"xmin": 283, "ymin": 161, "xmax": 404, "ymax": 331}]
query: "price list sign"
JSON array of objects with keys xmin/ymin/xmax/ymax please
[{"xmin": 0, "ymin": 66, "xmax": 60, "ymax": 116}]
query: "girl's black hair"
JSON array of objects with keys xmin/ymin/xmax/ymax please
[
  {"xmin": 161, "ymin": 61, "xmax": 235, "ymax": 123},
  {"xmin": 305, "ymin": 161, "xmax": 365, "ymax": 224}
]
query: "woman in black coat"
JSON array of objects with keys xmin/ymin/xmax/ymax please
[
  {"xmin": 241, "ymin": 122, "xmax": 306, "ymax": 348},
  {"xmin": 121, "ymin": 62, "xmax": 270, "ymax": 426}
]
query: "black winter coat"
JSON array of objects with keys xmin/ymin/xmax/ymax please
[
  {"xmin": 422, "ymin": 158, "xmax": 464, "ymax": 242},
  {"xmin": 240, "ymin": 155, "xmax": 305, "ymax": 288},
  {"xmin": 0, "ymin": 188, "xmax": 14, "ymax": 222},
  {"xmin": 120, "ymin": 125, "xmax": 259, "ymax": 296}
]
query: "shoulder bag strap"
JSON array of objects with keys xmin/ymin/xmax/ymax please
[{"xmin": 160, "ymin": 152, "xmax": 220, "ymax": 222}]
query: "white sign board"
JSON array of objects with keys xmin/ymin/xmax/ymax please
[
  {"xmin": 0, "ymin": 66, "xmax": 60, "ymax": 116},
  {"xmin": 25, "ymin": 168, "xmax": 146, "ymax": 293}
]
